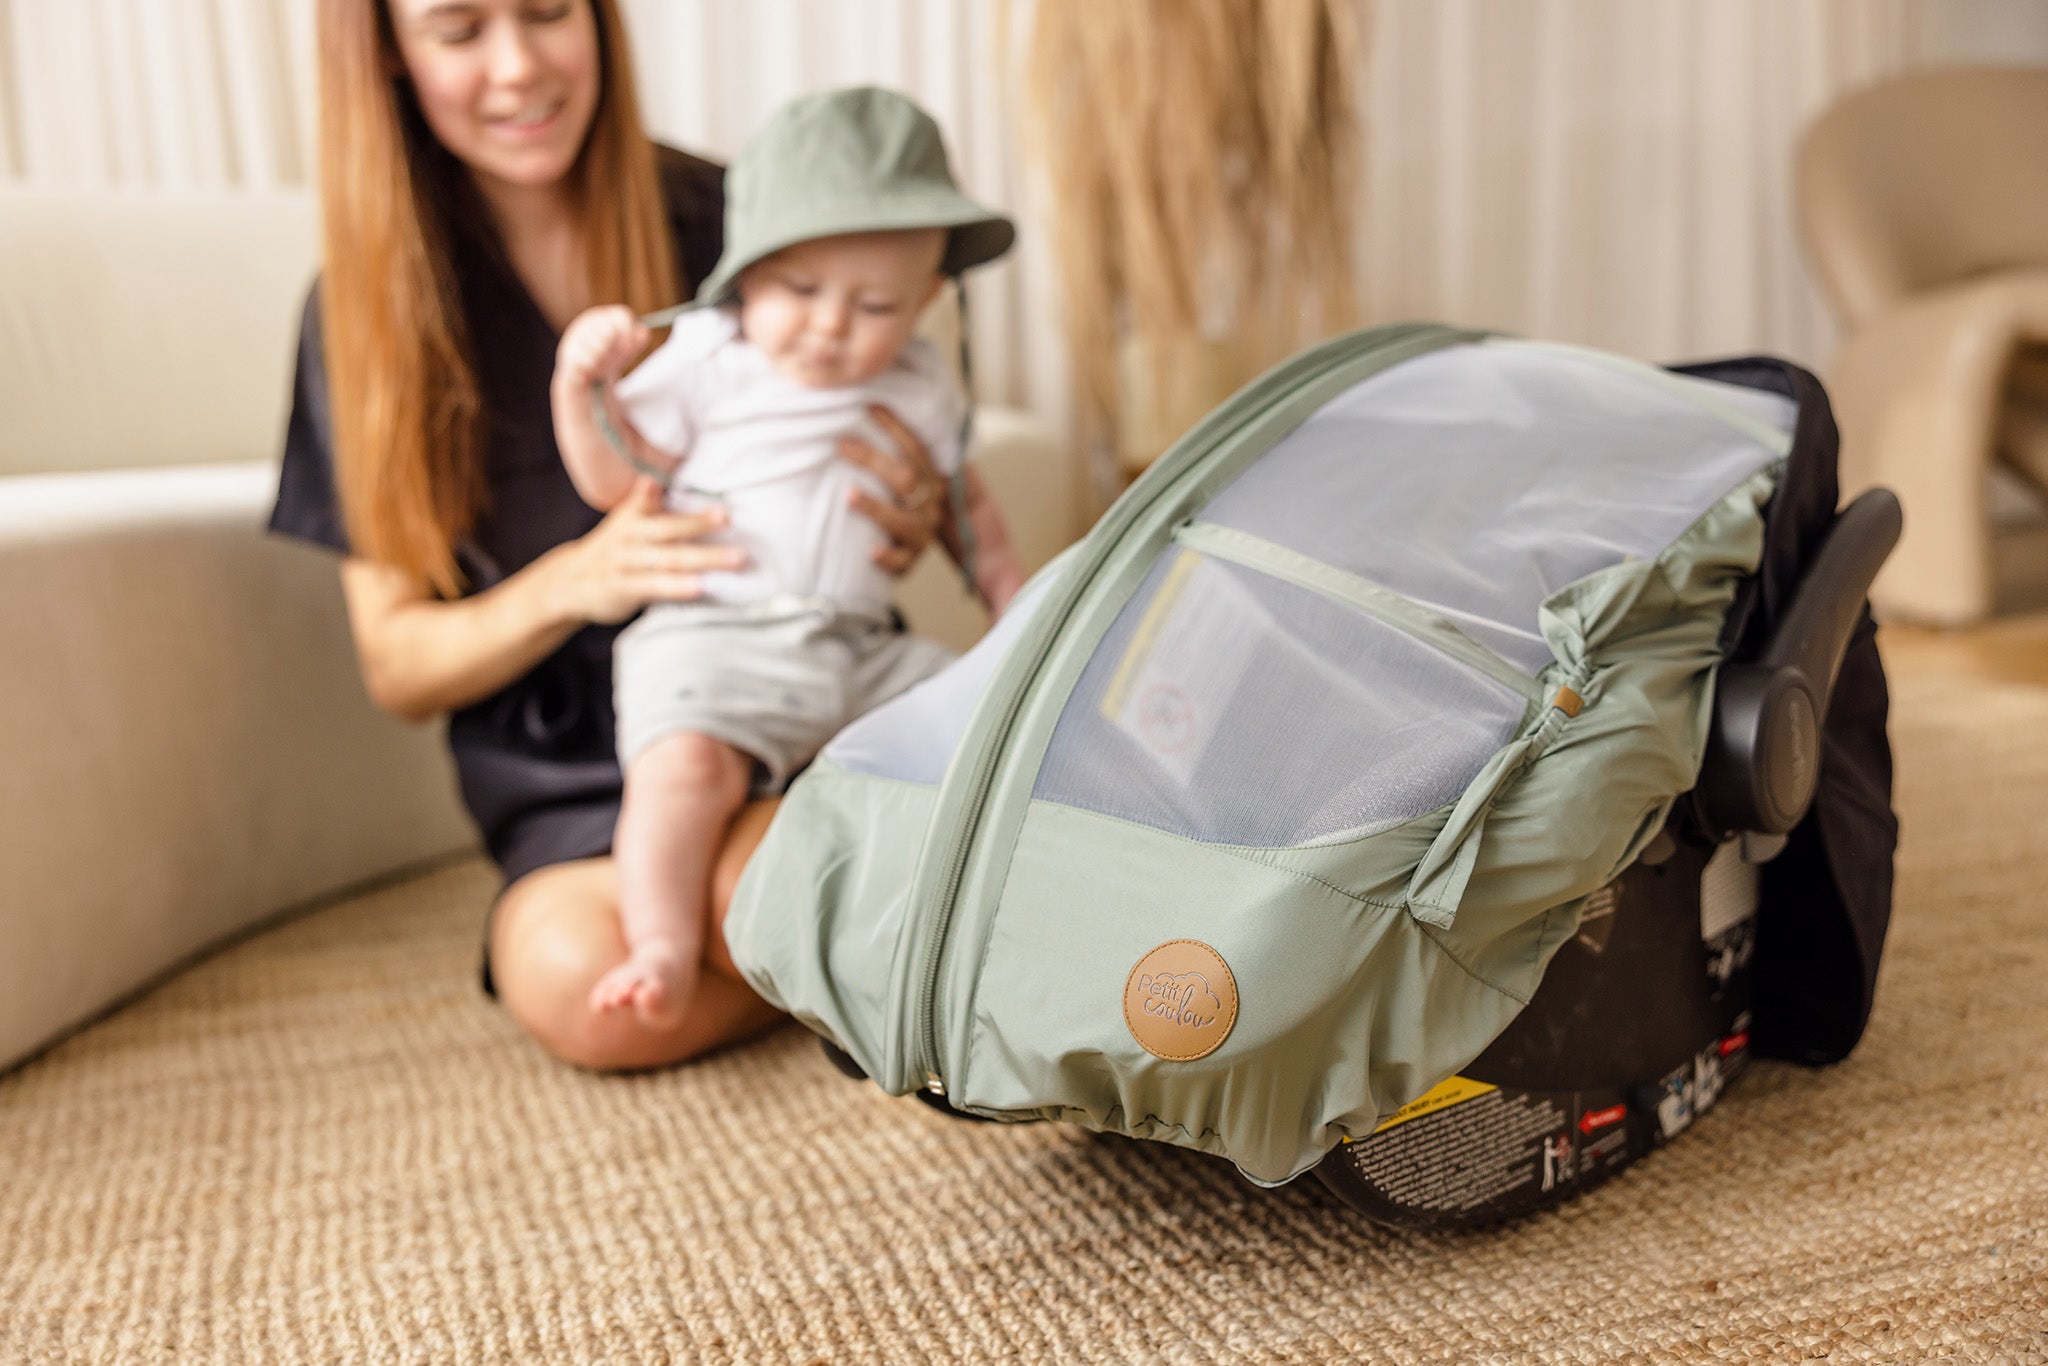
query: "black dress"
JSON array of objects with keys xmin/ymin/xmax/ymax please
[{"xmin": 268, "ymin": 148, "xmax": 726, "ymax": 981}]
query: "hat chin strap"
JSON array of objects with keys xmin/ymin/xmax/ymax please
[
  {"xmin": 588, "ymin": 301, "xmax": 712, "ymax": 496},
  {"xmin": 948, "ymin": 274, "xmax": 978, "ymax": 594}
]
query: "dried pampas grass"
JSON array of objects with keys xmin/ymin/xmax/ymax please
[{"xmin": 1016, "ymin": 0, "xmax": 1365, "ymax": 484}]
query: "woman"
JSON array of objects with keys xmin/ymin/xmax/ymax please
[{"xmin": 269, "ymin": 0, "xmax": 951, "ymax": 1069}]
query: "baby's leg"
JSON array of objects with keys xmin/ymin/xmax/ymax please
[{"xmin": 593, "ymin": 730, "xmax": 754, "ymax": 1028}]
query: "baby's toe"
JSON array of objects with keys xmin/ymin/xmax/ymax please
[
  {"xmin": 589, "ymin": 966, "xmax": 637, "ymax": 1013},
  {"xmin": 632, "ymin": 976, "xmax": 684, "ymax": 1030}
]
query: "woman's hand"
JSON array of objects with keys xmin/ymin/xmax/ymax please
[
  {"xmin": 841, "ymin": 403, "xmax": 948, "ymax": 575},
  {"xmin": 338, "ymin": 477, "xmax": 740, "ymax": 723},
  {"xmin": 543, "ymin": 477, "xmax": 746, "ymax": 626}
]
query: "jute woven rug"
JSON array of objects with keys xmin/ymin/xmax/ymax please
[{"xmin": 2, "ymin": 663, "xmax": 2044, "ymax": 1364}]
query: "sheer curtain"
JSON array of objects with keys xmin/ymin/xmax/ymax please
[
  {"xmin": 0, "ymin": 0, "xmax": 312, "ymax": 189},
  {"xmin": 1354, "ymin": 0, "xmax": 2048, "ymax": 368},
  {"xmin": 3, "ymin": 0, "xmax": 2043, "ymax": 410}
]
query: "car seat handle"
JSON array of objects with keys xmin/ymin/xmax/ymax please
[{"xmin": 1695, "ymin": 488, "xmax": 1902, "ymax": 839}]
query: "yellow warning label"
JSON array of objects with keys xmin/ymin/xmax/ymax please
[{"xmin": 1369, "ymin": 1076, "xmax": 1499, "ymax": 1134}]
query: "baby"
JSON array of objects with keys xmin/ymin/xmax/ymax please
[{"xmin": 552, "ymin": 87, "xmax": 1023, "ymax": 1028}]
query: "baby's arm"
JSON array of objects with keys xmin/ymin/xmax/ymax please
[
  {"xmin": 551, "ymin": 305, "xmax": 679, "ymax": 511},
  {"xmin": 944, "ymin": 464, "xmax": 1026, "ymax": 617}
]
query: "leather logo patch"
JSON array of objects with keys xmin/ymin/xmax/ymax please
[{"xmin": 1124, "ymin": 939, "xmax": 1238, "ymax": 1061}]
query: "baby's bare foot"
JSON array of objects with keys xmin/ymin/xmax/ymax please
[{"xmin": 588, "ymin": 944, "xmax": 690, "ymax": 1030}]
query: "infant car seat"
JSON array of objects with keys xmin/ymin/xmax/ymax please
[{"xmin": 724, "ymin": 323, "xmax": 1899, "ymax": 1222}]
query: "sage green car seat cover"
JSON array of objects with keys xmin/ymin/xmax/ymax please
[{"xmin": 726, "ymin": 323, "xmax": 1799, "ymax": 1186}]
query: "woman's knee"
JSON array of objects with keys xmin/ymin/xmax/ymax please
[
  {"xmin": 500, "ymin": 933, "xmax": 682, "ymax": 1071},
  {"xmin": 490, "ymin": 863, "xmax": 637, "ymax": 1068},
  {"xmin": 706, "ymin": 798, "xmax": 780, "ymax": 963},
  {"xmin": 488, "ymin": 858, "xmax": 773, "ymax": 1071}
]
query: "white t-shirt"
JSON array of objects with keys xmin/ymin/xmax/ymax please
[{"xmin": 613, "ymin": 306, "xmax": 964, "ymax": 613}]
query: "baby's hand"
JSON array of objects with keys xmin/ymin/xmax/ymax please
[{"xmin": 555, "ymin": 305, "xmax": 649, "ymax": 391}]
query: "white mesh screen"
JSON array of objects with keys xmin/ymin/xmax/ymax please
[
  {"xmin": 1199, "ymin": 341, "xmax": 1796, "ymax": 674},
  {"xmin": 1032, "ymin": 552, "xmax": 1526, "ymax": 846},
  {"xmin": 833, "ymin": 343, "xmax": 1792, "ymax": 843},
  {"xmin": 824, "ymin": 574, "xmax": 1055, "ymax": 786}
]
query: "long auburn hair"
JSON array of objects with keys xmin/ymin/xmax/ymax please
[{"xmin": 317, "ymin": 0, "xmax": 678, "ymax": 597}]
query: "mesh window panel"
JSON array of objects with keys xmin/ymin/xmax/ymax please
[
  {"xmin": 825, "ymin": 574, "xmax": 1055, "ymax": 787},
  {"xmin": 1199, "ymin": 342, "xmax": 1796, "ymax": 675},
  {"xmin": 1032, "ymin": 552, "xmax": 1527, "ymax": 847}
]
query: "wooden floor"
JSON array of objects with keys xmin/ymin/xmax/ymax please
[{"xmin": 1877, "ymin": 611, "xmax": 2048, "ymax": 688}]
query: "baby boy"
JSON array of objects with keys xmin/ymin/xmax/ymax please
[{"xmin": 552, "ymin": 87, "xmax": 1022, "ymax": 1028}]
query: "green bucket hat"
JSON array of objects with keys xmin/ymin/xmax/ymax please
[{"xmin": 694, "ymin": 85, "xmax": 1016, "ymax": 307}]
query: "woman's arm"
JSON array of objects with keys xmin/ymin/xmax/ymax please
[
  {"xmin": 340, "ymin": 556, "xmax": 577, "ymax": 724},
  {"xmin": 341, "ymin": 479, "xmax": 739, "ymax": 723},
  {"xmin": 947, "ymin": 464, "xmax": 1025, "ymax": 617}
]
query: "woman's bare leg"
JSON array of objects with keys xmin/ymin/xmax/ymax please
[{"xmin": 489, "ymin": 798, "xmax": 784, "ymax": 1071}]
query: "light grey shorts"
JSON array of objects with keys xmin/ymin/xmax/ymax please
[{"xmin": 614, "ymin": 597, "xmax": 957, "ymax": 794}]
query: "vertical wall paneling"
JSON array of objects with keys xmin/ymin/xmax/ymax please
[
  {"xmin": 93, "ymin": 0, "xmax": 146, "ymax": 184},
  {"xmin": 1522, "ymin": 0, "xmax": 1570, "ymax": 337},
  {"xmin": 214, "ymin": 0, "xmax": 300, "ymax": 189},
  {"xmin": 12, "ymin": 0, "xmax": 98, "ymax": 184},
  {"xmin": 0, "ymin": 0, "xmax": 15, "ymax": 178},
  {"xmin": 1432, "ymin": 0, "xmax": 1474, "ymax": 325}
]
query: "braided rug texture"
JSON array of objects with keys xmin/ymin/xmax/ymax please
[{"xmin": 1, "ymin": 665, "xmax": 2044, "ymax": 1364}]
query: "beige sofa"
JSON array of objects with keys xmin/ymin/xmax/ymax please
[{"xmin": 0, "ymin": 187, "xmax": 1078, "ymax": 1073}]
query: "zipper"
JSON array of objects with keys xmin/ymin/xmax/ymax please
[{"xmin": 908, "ymin": 322, "xmax": 1468, "ymax": 1096}]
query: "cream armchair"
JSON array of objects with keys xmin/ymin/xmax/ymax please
[
  {"xmin": 0, "ymin": 187, "xmax": 1076, "ymax": 1072},
  {"xmin": 1796, "ymin": 64, "xmax": 2048, "ymax": 625}
]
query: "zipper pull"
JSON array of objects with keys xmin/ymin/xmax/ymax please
[{"xmin": 924, "ymin": 1072, "xmax": 946, "ymax": 1096}]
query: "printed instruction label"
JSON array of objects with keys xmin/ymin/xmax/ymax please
[
  {"xmin": 1098, "ymin": 551, "xmax": 1262, "ymax": 784},
  {"xmin": 1098, "ymin": 550, "xmax": 1381, "ymax": 787},
  {"xmin": 1351, "ymin": 1088, "xmax": 1568, "ymax": 1216},
  {"xmin": 1371, "ymin": 1076, "xmax": 1500, "ymax": 1134}
]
